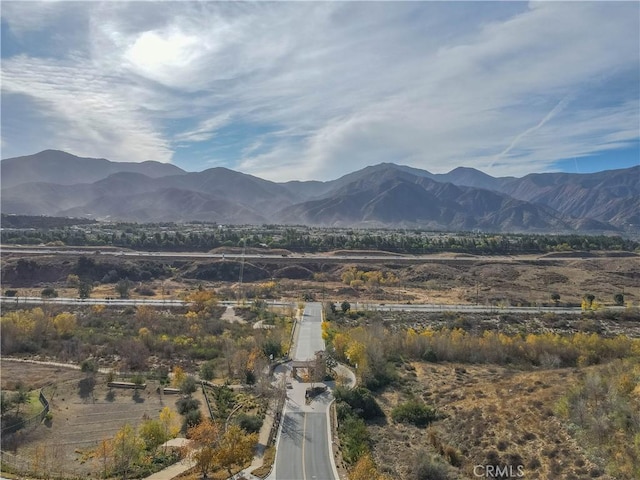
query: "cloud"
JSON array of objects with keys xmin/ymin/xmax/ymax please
[{"xmin": 1, "ymin": 1, "xmax": 638, "ymax": 180}]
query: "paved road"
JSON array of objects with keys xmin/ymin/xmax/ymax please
[
  {"xmin": 294, "ymin": 302, "xmax": 327, "ymax": 361},
  {"xmin": 271, "ymin": 302, "xmax": 338, "ymax": 480},
  {"xmin": 3, "ymin": 295, "xmax": 612, "ymax": 315},
  {"xmin": 4, "ymin": 246, "xmax": 630, "ymax": 264}
]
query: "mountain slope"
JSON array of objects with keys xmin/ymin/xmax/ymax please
[
  {"xmin": 498, "ymin": 166, "xmax": 640, "ymax": 226},
  {"xmin": 59, "ymin": 188, "xmax": 266, "ymax": 224},
  {"xmin": 277, "ymin": 169, "xmax": 600, "ymax": 232},
  {"xmin": 0, "ymin": 150, "xmax": 634, "ymax": 231},
  {"xmin": 0, "ymin": 150, "xmax": 186, "ymax": 188}
]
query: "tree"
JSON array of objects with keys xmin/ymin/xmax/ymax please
[
  {"xmin": 95, "ymin": 438, "xmax": 113, "ymax": 479},
  {"xmin": 551, "ymin": 292, "xmax": 560, "ymax": 305},
  {"xmin": 13, "ymin": 387, "xmax": 29, "ymax": 416},
  {"xmin": 214, "ymin": 424, "xmax": 258, "ymax": 477},
  {"xmin": 159, "ymin": 407, "xmax": 181, "ymax": 444},
  {"xmin": 53, "ymin": 312, "xmax": 77, "ymax": 338},
  {"xmin": 187, "ymin": 419, "xmax": 220, "ymax": 478},
  {"xmin": 614, "ymin": 293, "xmax": 625, "ymax": 306},
  {"xmin": 341, "ymin": 301, "xmax": 351, "ymax": 314},
  {"xmin": 41, "ymin": 287, "xmax": 58, "ymax": 298},
  {"xmin": 1, "ymin": 391, "xmax": 14, "ymax": 415},
  {"xmin": 139, "ymin": 419, "xmax": 168, "ymax": 452},
  {"xmin": 200, "ymin": 360, "xmax": 216, "ymax": 382},
  {"xmin": 115, "ymin": 279, "xmax": 132, "ymax": 299},
  {"xmin": 78, "ymin": 281, "xmax": 93, "ymax": 299},
  {"xmin": 111, "ymin": 424, "xmax": 144, "ymax": 480},
  {"xmin": 180, "ymin": 376, "xmax": 198, "ymax": 396},
  {"xmin": 171, "ymin": 366, "xmax": 186, "ymax": 388}
]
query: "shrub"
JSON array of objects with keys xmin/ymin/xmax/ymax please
[
  {"xmin": 392, "ymin": 399, "xmax": 437, "ymax": 427},
  {"xmin": 177, "ymin": 397, "xmax": 201, "ymax": 415},
  {"xmin": 182, "ymin": 408, "xmax": 202, "ymax": 431},
  {"xmin": 413, "ymin": 455, "xmax": 451, "ymax": 480},
  {"xmin": 4, "ymin": 290, "xmax": 18, "ymax": 297},
  {"xmin": 41, "ymin": 287, "xmax": 58, "ymax": 298},
  {"xmin": 334, "ymin": 386, "xmax": 383, "ymax": 420},
  {"xmin": 199, "ymin": 361, "xmax": 216, "ymax": 381},
  {"xmin": 339, "ymin": 415, "xmax": 370, "ymax": 464},
  {"xmin": 236, "ymin": 413, "xmax": 263, "ymax": 434},
  {"xmin": 180, "ymin": 376, "xmax": 198, "ymax": 395},
  {"xmin": 134, "ymin": 286, "xmax": 156, "ymax": 297},
  {"xmin": 614, "ymin": 293, "xmax": 624, "ymax": 306}
]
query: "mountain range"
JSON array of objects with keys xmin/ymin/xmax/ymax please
[{"xmin": 1, "ymin": 150, "xmax": 638, "ymax": 232}]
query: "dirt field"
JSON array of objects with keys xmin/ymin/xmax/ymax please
[{"xmin": 1, "ymin": 360, "xmax": 188, "ymax": 477}]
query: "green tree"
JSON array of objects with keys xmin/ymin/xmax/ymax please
[
  {"xmin": 341, "ymin": 301, "xmax": 351, "ymax": 313},
  {"xmin": 551, "ymin": 292, "xmax": 560, "ymax": 305},
  {"xmin": 41, "ymin": 287, "xmax": 58, "ymax": 298},
  {"xmin": 614, "ymin": 293, "xmax": 625, "ymax": 306},
  {"xmin": 115, "ymin": 279, "xmax": 132, "ymax": 299},
  {"xmin": 200, "ymin": 361, "xmax": 216, "ymax": 382},
  {"xmin": 78, "ymin": 282, "xmax": 93, "ymax": 299},
  {"xmin": 180, "ymin": 376, "xmax": 198, "ymax": 396},
  {"xmin": 13, "ymin": 387, "xmax": 29, "ymax": 415}
]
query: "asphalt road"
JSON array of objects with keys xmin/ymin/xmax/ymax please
[
  {"xmin": 2, "ymin": 295, "xmax": 613, "ymax": 315},
  {"xmin": 271, "ymin": 302, "xmax": 338, "ymax": 480},
  {"xmin": 274, "ymin": 410, "xmax": 334, "ymax": 480},
  {"xmin": 294, "ymin": 302, "xmax": 327, "ymax": 361},
  {"xmin": 3, "ymin": 246, "xmax": 626, "ymax": 264}
]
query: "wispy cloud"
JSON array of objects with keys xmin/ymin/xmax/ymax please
[{"xmin": 1, "ymin": 1, "xmax": 638, "ymax": 179}]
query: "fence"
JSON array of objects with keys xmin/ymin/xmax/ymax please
[
  {"xmin": 0, "ymin": 385, "xmax": 65, "ymax": 478},
  {"xmin": 1, "ymin": 386, "xmax": 50, "ymax": 437}
]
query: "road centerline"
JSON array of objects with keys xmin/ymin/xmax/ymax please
[{"xmin": 302, "ymin": 412, "xmax": 308, "ymax": 480}]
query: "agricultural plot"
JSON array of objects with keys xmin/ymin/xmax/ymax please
[{"xmin": 1, "ymin": 361, "xmax": 180, "ymax": 477}]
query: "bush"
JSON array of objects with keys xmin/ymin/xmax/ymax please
[
  {"xmin": 339, "ymin": 415, "xmax": 370, "ymax": 464},
  {"xmin": 134, "ymin": 286, "xmax": 156, "ymax": 296},
  {"xmin": 236, "ymin": 413, "xmax": 263, "ymax": 434},
  {"xmin": 4, "ymin": 290, "xmax": 18, "ymax": 297},
  {"xmin": 182, "ymin": 408, "xmax": 202, "ymax": 431},
  {"xmin": 180, "ymin": 376, "xmax": 198, "ymax": 395},
  {"xmin": 334, "ymin": 386, "xmax": 383, "ymax": 420},
  {"xmin": 614, "ymin": 293, "xmax": 624, "ymax": 306},
  {"xmin": 392, "ymin": 399, "xmax": 437, "ymax": 427},
  {"xmin": 177, "ymin": 397, "xmax": 201, "ymax": 415},
  {"xmin": 41, "ymin": 287, "xmax": 58, "ymax": 298},
  {"xmin": 200, "ymin": 361, "xmax": 216, "ymax": 381},
  {"xmin": 412, "ymin": 453, "xmax": 451, "ymax": 480}
]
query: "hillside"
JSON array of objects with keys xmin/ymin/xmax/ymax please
[{"xmin": 1, "ymin": 150, "xmax": 635, "ymax": 232}]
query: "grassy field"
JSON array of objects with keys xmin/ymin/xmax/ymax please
[{"xmin": 367, "ymin": 361, "xmax": 629, "ymax": 480}]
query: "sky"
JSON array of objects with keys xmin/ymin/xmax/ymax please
[{"xmin": 1, "ymin": 1, "xmax": 639, "ymax": 182}]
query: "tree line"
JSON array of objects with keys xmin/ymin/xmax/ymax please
[{"xmin": 2, "ymin": 221, "xmax": 638, "ymax": 254}]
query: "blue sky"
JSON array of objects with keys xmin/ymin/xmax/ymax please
[{"xmin": 1, "ymin": 1, "xmax": 638, "ymax": 181}]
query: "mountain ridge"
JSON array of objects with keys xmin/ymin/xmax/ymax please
[{"xmin": 1, "ymin": 150, "xmax": 636, "ymax": 232}]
